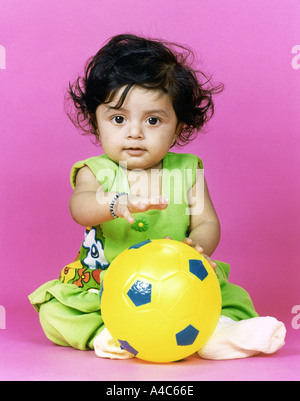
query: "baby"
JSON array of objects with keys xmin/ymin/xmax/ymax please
[{"xmin": 29, "ymin": 34, "xmax": 286, "ymax": 360}]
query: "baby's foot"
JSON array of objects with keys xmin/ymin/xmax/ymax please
[
  {"xmin": 197, "ymin": 316, "xmax": 286, "ymax": 360},
  {"xmin": 94, "ymin": 328, "xmax": 135, "ymax": 359}
]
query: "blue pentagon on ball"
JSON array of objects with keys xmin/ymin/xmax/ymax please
[
  {"xmin": 175, "ymin": 324, "xmax": 199, "ymax": 346},
  {"xmin": 127, "ymin": 280, "xmax": 152, "ymax": 307},
  {"xmin": 128, "ymin": 239, "xmax": 152, "ymax": 249},
  {"xmin": 189, "ymin": 259, "xmax": 208, "ymax": 281},
  {"xmin": 118, "ymin": 340, "xmax": 138, "ymax": 356}
]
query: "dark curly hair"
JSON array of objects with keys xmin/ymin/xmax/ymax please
[{"xmin": 66, "ymin": 34, "xmax": 224, "ymax": 146}]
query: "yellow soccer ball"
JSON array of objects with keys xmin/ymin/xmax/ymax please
[{"xmin": 100, "ymin": 239, "xmax": 221, "ymax": 363}]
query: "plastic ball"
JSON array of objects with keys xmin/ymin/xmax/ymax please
[{"xmin": 100, "ymin": 239, "xmax": 221, "ymax": 363}]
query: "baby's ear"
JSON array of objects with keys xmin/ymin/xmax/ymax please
[
  {"xmin": 171, "ymin": 122, "xmax": 184, "ymax": 145},
  {"xmin": 90, "ymin": 113, "xmax": 100, "ymax": 134},
  {"xmin": 93, "ymin": 127, "xmax": 102, "ymax": 147},
  {"xmin": 94, "ymin": 122, "xmax": 101, "ymax": 143},
  {"xmin": 175, "ymin": 121, "xmax": 184, "ymax": 136}
]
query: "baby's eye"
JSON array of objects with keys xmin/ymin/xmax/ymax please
[
  {"xmin": 112, "ymin": 116, "xmax": 126, "ymax": 124},
  {"xmin": 146, "ymin": 117, "xmax": 160, "ymax": 126}
]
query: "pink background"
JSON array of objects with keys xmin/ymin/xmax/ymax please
[{"xmin": 0, "ymin": 0, "xmax": 299, "ymax": 380}]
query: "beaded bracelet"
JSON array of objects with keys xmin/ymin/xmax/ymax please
[{"xmin": 110, "ymin": 192, "xmax": 128, "ymax": 218}]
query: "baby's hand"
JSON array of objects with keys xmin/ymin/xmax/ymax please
[
  {"xmin": 164, "ymin": 236, "xmax": 217, "ymax": 273},
  {"xmin": 115, "ymin": 194, "xmax": 169, "ymax": 223},
  {"xmin": 182, "ymin": 238, "xmax": 217, "ymax": 272}
]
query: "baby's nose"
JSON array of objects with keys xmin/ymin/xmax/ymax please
[{"xmin": 127, "ymin": 123, "xmax": 144, "ymax": 139}]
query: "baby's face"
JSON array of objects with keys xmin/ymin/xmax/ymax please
[{"xmin": 95, "ymin": 86, "xmax": 180, "ymax": 171}]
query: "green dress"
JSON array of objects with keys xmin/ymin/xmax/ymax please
[{"xmin": 28, "ymin": 152, "xmax": 258, "ymax": 350}]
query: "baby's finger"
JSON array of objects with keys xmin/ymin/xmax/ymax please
[
  {"xmin": 194, "ymin": 244, "xmax": 204, "ymax": 253},
  {"xmin": 146, "ymin": 196, "xmax": 169, "ymax": 206},
  {"xmin": 182, "ymin": 237, "xmax": 193, "ymax": 246},
  {"xmin": 142, "ymin": 197, "xmax": 169, "ymax": 211},
  {"xmin": 182, "ymin": 238, "xmax": 204, "ymax": 253},
  {"xmin": 149, "ymin": 203, "xmax": 169, "ymax": 211},
  {"xmin": 127, "ymin": 201, "xmax": 147, "ymax": 214},
  {"xmin": 123, "ymin": 209, "xmax": 135, "ymax": 224},
  {"xmin": 202, "ymin": 253, "xmax": 217, "ymax": 271}
]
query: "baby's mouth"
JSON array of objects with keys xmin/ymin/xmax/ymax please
[{"xmin": 124, "ymin": 147, "xmax": 146, "ymax": 155}]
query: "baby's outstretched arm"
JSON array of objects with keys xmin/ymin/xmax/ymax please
[{"xmin": 69, "ymin": 166, "xmax": 168, "ymax": 226}]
